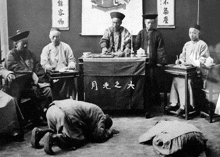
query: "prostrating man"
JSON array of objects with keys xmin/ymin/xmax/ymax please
[
  {"xmin": 0, "ymin": 63, "xmax": 24, "ymax": 141},
  {"xmin": 100, "ymin": 12, "xmax": 131, "ymax": 57},
  {"xmin": 41, "ymin": 27, "xmax": 76, "ymax": 100},
  {"xmin": 166, "ymin": 24, "xmax": 213, "ymax": 115},
  {"xmin": 6, "ymin": 30, "xmax": 53, "ymax": 124},
  {"xmin": 31, "ymin": 99, "xmax": 119, "ymax": 155},
  {"xmin": 135, "ymin": 14, "xmax": 167, "ymax": 118}
]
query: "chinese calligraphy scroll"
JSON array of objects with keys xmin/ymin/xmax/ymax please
[
  {"xmin": 52, "ymin": 0, "xmax": 69, "ymax": 30},
  {"xmin": 157, "ymin": 0, "xmax": 175, "ymax": 28}
]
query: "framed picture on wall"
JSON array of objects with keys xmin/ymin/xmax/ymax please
[
  {"xmin": 52, "ymin": 0, "xmax": 69, "ymax": 30},
  {"xmin": 81, "ymin": 0, "xmax": 142, "ymax": 36},
  {"xmin": 157, "ymin": 0, "xmax": 175, "ymax": 28}
]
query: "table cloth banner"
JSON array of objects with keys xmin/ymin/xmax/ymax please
[{"xmin": 83, "ymin": 57, "xmax": 146, "ymax": 109}]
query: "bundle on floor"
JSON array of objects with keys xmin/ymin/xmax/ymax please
[{"xmin": 139, "ymin": 120, "xmax": 207, "ymax": 157}]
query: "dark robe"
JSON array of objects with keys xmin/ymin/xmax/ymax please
[
  {"xmin": 46, "ymin": 99, "xmax": 114, "ymax": 149},
  {"xmin": 6, "ymin": 48, "xmax": 53, "ymax": 118},
  {"xmin": 135, "ymin": 28, "xmax": 167, "ymax": 111}
]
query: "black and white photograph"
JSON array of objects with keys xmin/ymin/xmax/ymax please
[{"xmin": 1, "ymin": 0, "xmax": 220, "ymax": 156}]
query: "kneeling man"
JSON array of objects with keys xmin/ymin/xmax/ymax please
[{"xmin": 31, "ymin": 99, "xmax": 119, "ymax": 155}]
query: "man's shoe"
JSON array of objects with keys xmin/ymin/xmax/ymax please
[
  {"xmin": 176, "ymin": 108, "xmax": 185, "ymax": 116},
  {"xmin": 188, "ymin": 105, "xmax": 195, "ymax": 112},
  {"xmin": 31, "ymin": 127, "xmax": 47, "ymax": 148},
  {"xmin": 145, "ymin": 112, "xmax": 154, "ymax": 119},
  {"xmin": 165, "ymin": 105, "xmax": 179, "ymax": 111},
  {"xmin": 44, "ymin": 132, "xmax": 55, "ymax": 155}
]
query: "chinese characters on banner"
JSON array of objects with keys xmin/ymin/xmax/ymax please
[
  {"xmin": 91, "ymin": 80, "xmax": 135, "ymax": 91},
  {"xmin": 52, "ymin": 0, "xmax": 69, "ymax": 30},
  {"xmin": 157, "ymin": 0, "xmax": 175, "ymax": 28}
]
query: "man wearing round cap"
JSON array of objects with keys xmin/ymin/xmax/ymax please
[
  {"xmin": 166, "ymin": 24, "xmax": 213, "ymax": 115},
  {"xmin": 30, "ymin": 99, "xmax": 119, "ymax": 155},
  {"xmin": 135, "ymin": 14, "xmax": 167, "ymax": 118},
  {"xmin": 6, "ymin": 30, "xmax": 53, "ymax": 124},
  {"xmin": 100, "ymin": 12, "xmax": 131, "ymax": 57}
]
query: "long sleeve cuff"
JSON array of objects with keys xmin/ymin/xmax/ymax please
[{"xmin": 2, "ymin": 70, "xmax": 13, "ymax": 79}]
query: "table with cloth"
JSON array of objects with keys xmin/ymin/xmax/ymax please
[{"xmin": 79, "ymin": 56, "xmax": 147, "ymax": 110}]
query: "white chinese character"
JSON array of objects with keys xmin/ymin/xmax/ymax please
[
  {"xmin": 91, "ymin": 81, "xmax": 98, "ymax": 90},
  {"xmin": 127, "ymin": 81, "xmax": 135, "ymax": 89},
  {"xmin": 115, "ymin": 81, "xmax": 122, "ymax": 88},
  {"xmin": 103, "ymin": 82, "xmax": 111, "ymax": 89}
]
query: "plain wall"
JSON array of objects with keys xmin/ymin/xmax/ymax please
[{"xmin": 7, "ymin": 0, "xmax": 220, "ymax": 65}]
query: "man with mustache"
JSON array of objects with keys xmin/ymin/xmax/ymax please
[
  {"xmin": 100, "ymin": 12, "xmax": 131, "ymax": 57},
  {"xmin": 6, "ymin": 30, "xmax": 53, "ymax": 125}
]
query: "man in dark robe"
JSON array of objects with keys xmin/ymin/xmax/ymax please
[
  {"xmin": 31, "ymin": 99, "xmax": 119, "ymax": 155},
  {"xmin": 6, "ymin": 30, "xmax": 53, "ymax": 124},
  {"xmin": 135, "ymin": 14, "xmax": 167, "ymax": 118}
]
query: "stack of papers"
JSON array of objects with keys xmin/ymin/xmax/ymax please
[{"xmin": 59, "ymin": 69, "xmax": 76, "ymax": 73}]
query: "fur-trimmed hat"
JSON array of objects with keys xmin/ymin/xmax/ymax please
[
  {"xmin": 142, "ymin": 14, "xmax": 158, "ymax": 19},
  {"xmin": 110, "ymin": 12, "xmax": 125, "ymax": 21},
  {"xmin": 9, "ymin": 30, "xmax": 29, "ymax": 42}
]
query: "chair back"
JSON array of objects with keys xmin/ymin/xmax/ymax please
[{"xmin": 205, "ymin": 64, "xmax": 220, "ymax": 89}]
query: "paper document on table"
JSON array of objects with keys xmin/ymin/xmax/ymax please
[
  {"xmin": 38, "ymin": 83, "xmax": 50, "ymax": 88},
  {"xmin": 59, "ymin": 69, "xmax": 76, "ymax": 73},
  {"xmin": 172, "ymin": 64, "xmax": 194, "ymax": 69},
  {"xmin": 92, "ymin": 54, "xmax": 114, "ymax": 58}
]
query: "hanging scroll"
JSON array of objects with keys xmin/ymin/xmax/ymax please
[
  {"xmin": 52, "ymin": 0, "xmax": 69, "ymax": 30},
  {"xmin": 157, "ymin": 0, "xmax": 175, "ymax": 28}
]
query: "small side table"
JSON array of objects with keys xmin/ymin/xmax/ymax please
[
  {"xmin": 46, "ymin": 70, "xmax": 83, "ymax": 100},
  {"xmin": 164, "ymin": 64, "xmax": 197, "ymax": 120}
]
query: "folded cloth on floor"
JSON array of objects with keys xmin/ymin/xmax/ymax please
[{"xmin": 139, "ymin": 120, "xmax": 207, "ymax": 157}]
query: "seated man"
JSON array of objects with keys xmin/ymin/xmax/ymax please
[
  {"xmin": 41, "ymin": 27, "xmax": 77, "ymax": 100},
  {"xmin": 100, "ymin": 12, "xmax": 131, "ymax": 57},
  {"xmin": 166, "ymin": 24, "xmax": 213, "ymax": 115},
  {"xmin": 31, "ymin": 99, "xmax": 119, "ymax": 155},
  {"xmin": 6, "ymin": 30, "xmax": 53, "ymax": 124},
  {"xmin": 0, "ymin": 63, "xmax": 24, "ymax": 141}
]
